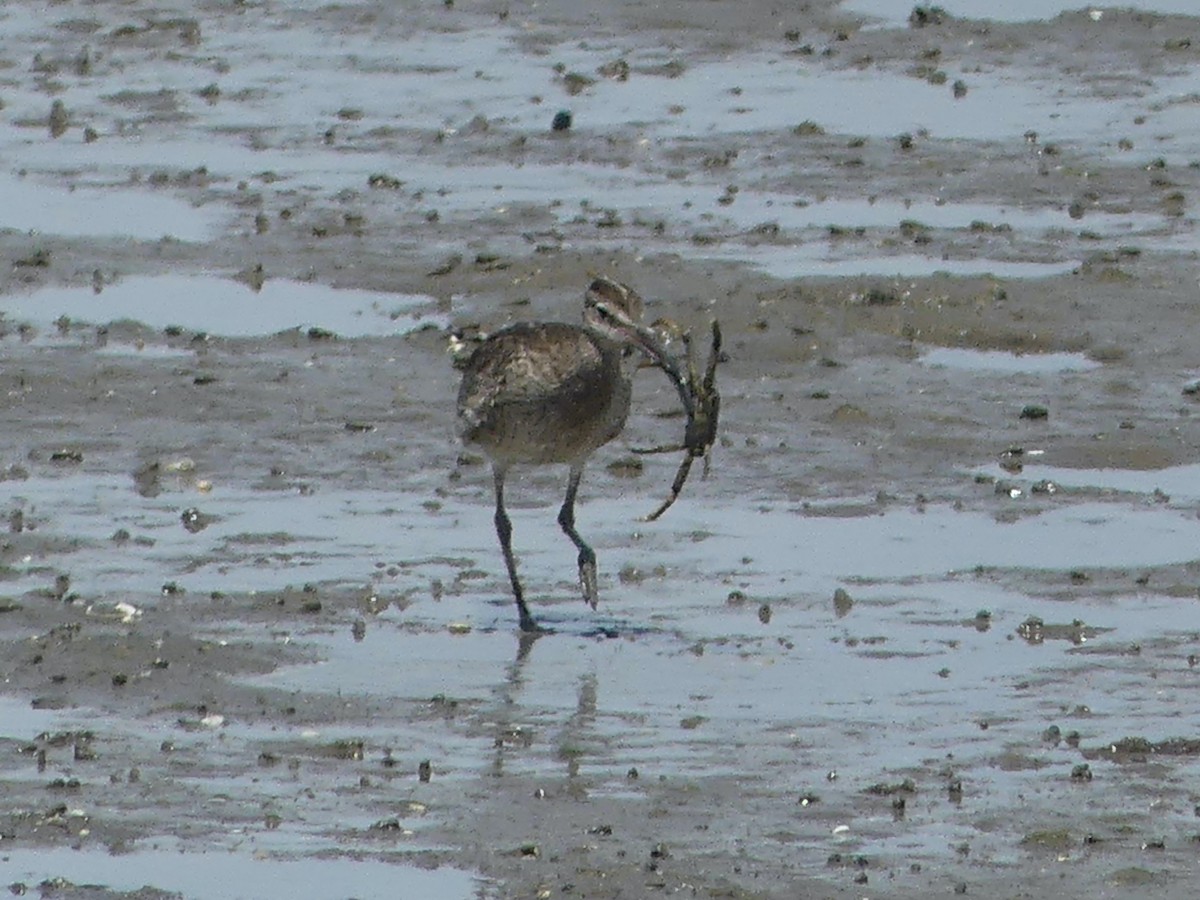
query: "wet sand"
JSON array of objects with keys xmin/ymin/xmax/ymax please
[{"xmin": 4, "ymin": 0, "xmax": 1200, "ymax": 897}]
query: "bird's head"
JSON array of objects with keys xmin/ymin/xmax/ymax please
[{"xmin": 583, "ymin": 278, "xmax": 672, "ymax": 367}]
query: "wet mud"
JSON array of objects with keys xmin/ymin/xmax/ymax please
[{"xmin": 4, "ymin": 0, "xmax": 1200, "ymax": 897}]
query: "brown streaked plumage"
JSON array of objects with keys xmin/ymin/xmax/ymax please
[{"xmin": 457, "ymin": 277, "xmax": 671, "ymax": 632}]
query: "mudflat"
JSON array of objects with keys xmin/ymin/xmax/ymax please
[{"xmin": 3, "ymin": 1, "xmax": 1200, "ymax": 897}]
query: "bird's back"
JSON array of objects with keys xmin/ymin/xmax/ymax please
[{"xmin": 457, "ymin": 322, "xmax": 631, "ymax": 466}]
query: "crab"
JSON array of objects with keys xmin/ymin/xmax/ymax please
[{"xmin": 635, "ymin": 318, "xmax": 723, "ymax": 521}]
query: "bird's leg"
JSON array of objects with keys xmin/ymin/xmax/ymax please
[
  {"xmin": 558, "ymin": 464, "xmax": 598, "ymax": 609},
  {"xmin": 493, "ymin": 466, "xmax": 541, "ymax": 633}
]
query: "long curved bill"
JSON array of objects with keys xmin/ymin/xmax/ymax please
[{"xmin": 627, "ymin": 321, "xmax": 695, "ymax": 418}]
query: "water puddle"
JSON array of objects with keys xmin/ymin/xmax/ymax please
[
  {"xmin": 0, "ymin": 275, "xmax": 442, "ymax": 338},
  {"xmin": 0, "ymin": 172, "xmax": 224, "ymax": 242},
  {"xmin": 241, "ymin": 556, "xmax": 1196, "ymax": 788},
  {"xmin": 243, "ymin": 621, "xmax": 1019, "ymax": 778},
  {"xmin": 920, "ymin": 346, "xmax": 1101, "ymax": 373},
  {"xmin": 978, "ymin": 460, "xmax": 1200, "ymax": 502},
  {"xmin": 413, "ymin": 163, "xmax": 1163, "ymax": 236},
  {"xmin": 6, "ymin": 470, "xmax": 1200, "ymax": 602},
  {"xmin": 0, "ymin": 474, "xmax": 446, "ymax": 597},
  {"xmin": 274, "ymin": 161, "xmax": 1129, "ymax": 278},
  {"xmin": 846, "ymin": 0, "xmax": 1200, "ymax": 26},
  {"xmin": 727, "ymin": 197, "xmax": 1159, "ymax": 236},
  {"xmin": 501, "ymin": 49, "xmax": 1200, "ymax": 163},
  {"xmin": 95, "ymin": 342, "xmax": 199, "ymax": 359},
  {"xmin": 692, "ymin": 245, "xmax": 1080, "ymax": 279},
  {"xmin": 0, "ymin": 846, "xmax": 481, "ymax": 900},
  {"xmin": 634, "ymin": 498, "xmax": 1200, "ymax": 594},
  {"xmin": 5, "ymin": 2, "xmax": 1200, "ymax": 886},
  {"xmin": 7, "ymin": 459, "xmax": 1200, "ymax": 873},
  {"xmin": 0, "ymin": 694, "xmax": 79, "ymax": 740},
  {"xmin": 2, "ymin": 3, "xmax": 1194, "ymax": 290}
]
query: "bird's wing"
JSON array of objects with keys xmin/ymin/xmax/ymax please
[{"xmin": 458, "ymin": 323, "xmax": 602, "ymax": 415}]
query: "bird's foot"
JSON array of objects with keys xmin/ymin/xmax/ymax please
[
  {"xmin": 518, "ymin": 612, "xmax": 552, "ymax": 635},
  {"xmin": 515, "ymin": 596, "xmax": 551, "ymax": 635},
  {"xmin": 579, "ymin": 559, "xmax": 599, "ymax": 610}
]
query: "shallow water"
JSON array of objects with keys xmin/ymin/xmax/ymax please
[
  {"xmin": 979, "ymin": 460, "xmax": 1200, "ymax": 501},
  {"xmin": 695, "ymin": 245, "xmax": 1083, "ymax": 278},
  {"xmin": 0, "ymin": 846, "xmax": 481, "ymax": 900},
  {"xmin": 230, "ymin": 501, "xmax": 1200, "ymax": 868},
  {"xmin": 0, "ymin": 694, "xmax": 78, "ymax": 740},
  {"xmin": 246, "ymin": 577, "xmax": 1190, "ymax": 767},
  {"xmin": 5, "ymin": 472, "xmax": 1200, "ymax": 600},
  {"xmin": 4, "ymin": 1, "xmax": 1200, "ymax": 896},
  {"xmin": 847, "ymin": 0, "xmax": 1200, "ymax": 26},
  {"xmin": 373, "ymin": 164, "xmax": 1165, "ymax": 237},
  {"xmin": 1, "ymin": 0, "xmax": 1191, "ymax": 297},
  {"xmin": 0, "ymin": 172, "xmax": 224, "ymax": 241},
  {"xmin": 0, "ymin": 275, "xmax": 441, "ymax": 337},
  {"xmin": 921, "ymin": 346, "xmax": 1101, "ymax": 373}
]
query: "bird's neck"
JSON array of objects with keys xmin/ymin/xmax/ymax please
[{"xmin": 581, "ymin": 325, "xmax": 627, "ymax": 362}]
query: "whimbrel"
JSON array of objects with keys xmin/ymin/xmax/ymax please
[{"xmin": 457, "ymin": 278, "xmax": 674, "ymax": 632}]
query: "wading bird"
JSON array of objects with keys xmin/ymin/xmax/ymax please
[{"xmin": 456, "ymin": 278, "xmax": 675, "ymax": 632}]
